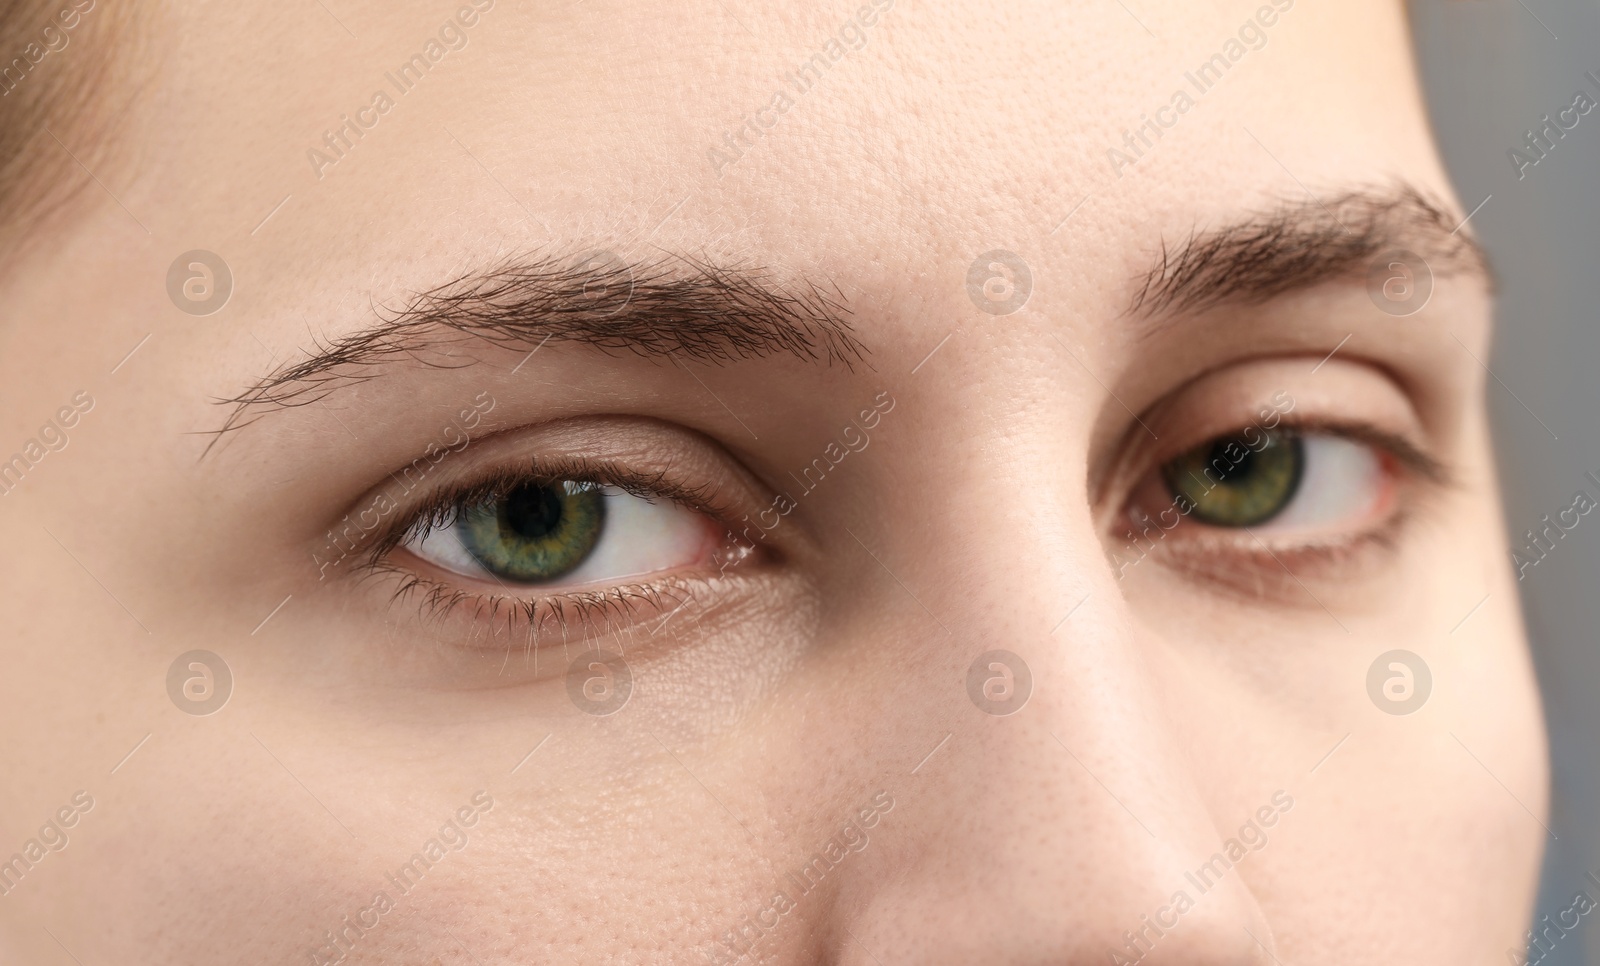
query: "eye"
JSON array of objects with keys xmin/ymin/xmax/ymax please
[
  {"xmin": 404, "ymin": 479, "xmax": 715, "ymax": 587},
  {"xmin": 1163, "ymin": 429, "xmax": 1303, "ymax": 527},
  {"xmin": 1151, "ymin": 428, "xmax": 1391, "ymax": 533}
]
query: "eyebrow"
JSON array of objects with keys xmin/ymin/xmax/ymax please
[
  {"xmin": 213, "ymin": 185, "xmax": 1482, "ymax": 447},
  {"xmin": 1128, "ymin": 183, "xmax": 1492, "ymax": 321},
  {"xmin": 211, "ymin": 252, "xmax": 865, "ymax": 445}
]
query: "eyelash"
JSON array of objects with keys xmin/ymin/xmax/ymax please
[
  {"xmin": 350, "ymin": 409, "xmax": 1451, "ymax": 641},
  {"xmin": 351, "ymin": 455, "xmax": 745, "ymax": 642},
  {"xmin": 1118, "ymin": 416, "xmax": 1453, "ymax": 572},
  {"xmin": 1274, "ymin": 418, "xmax": 1450, "ymax": 487},
  {"xmin": 371, "ymin": 563, "xmax": 700, "ymax": 646},
  {"xmin": 1133, "ymin": 416, "xmax": 1451, "ymax": 503}
]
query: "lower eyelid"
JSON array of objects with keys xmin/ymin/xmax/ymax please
[
  {"xmin": 1134, "ymin": 521, "xmax": 1410, "ymax": 604},
  {"xmin": 373, "ymin": 563, "xmax": 687, "ymax": 655},
  {"xmin": 1121, "ymin": 430, "xmax": 1417, "ymax": 560},
  {"xmin": 403, "ymin": 486, "xmax": 727, "ymax": 591},
  {"xmin": 1114, "ymin": 461, "xmax": 1439, "ymax": 611}
]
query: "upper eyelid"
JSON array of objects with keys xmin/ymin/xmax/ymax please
[
  {"xmin": 354, "ymin": 472, "xmax": 762, "ymax": 651},
  {"xmin": 311, "ymin": 415, "xmax": 781, "ymax": 577},
  {"xmin": 1134, "ymin": 417, "xmax": 1451, "ymax": 487},
  {"xmin": 1103, "ymin": 417, "xmax": 1455, "ymax": 537},
  {"xmin": 362, "ymin": 455, "xmax": 737, "ymax": 568},
  {"xmin": 1265, "ymin": 419, "xmax": 1454, "ymax": 488}
]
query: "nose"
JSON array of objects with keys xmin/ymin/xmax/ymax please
[{"xmin": 825, "ymin": 479, "xmax": 1282, "ymax": 964}]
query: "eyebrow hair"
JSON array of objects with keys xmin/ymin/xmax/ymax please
[
  {"xmin": 1127, "ymin": 183, "xmax": 1492, "ymax": 320},
  {"xmin": 210, "ymin": 252, "xmax": 865, "ymax": 446}
]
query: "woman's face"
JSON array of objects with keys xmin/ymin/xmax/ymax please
[{"xmin": 0, "ymin": 0, "xmax": 1547, "ymax": 962}]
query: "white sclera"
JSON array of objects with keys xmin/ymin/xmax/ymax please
[
  {"xmin": 1257, "ymin": 435, "xmax": 1384, "ymax": 531},
  {"xmin": 407, "ymin": 485, "xmax": 708, "ymax": 586}
]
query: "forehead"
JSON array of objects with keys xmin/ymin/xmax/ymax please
[{"xmin": 104, "ymin": 0, "xmax": 1437, "ymax": 337}]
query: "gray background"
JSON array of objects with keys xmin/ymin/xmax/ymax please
[{"xmin": 1413, "ymin": 0, "xmax": 1599, "ymax": 961}]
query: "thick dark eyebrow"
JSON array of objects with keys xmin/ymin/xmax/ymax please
[
  {"xmin": 210, "ymin": 252, "xmax": 865, "ymax": 446},
  {"xmin": 1128, "ymin": 183, "xmax": 1492, "ymax": 321}
]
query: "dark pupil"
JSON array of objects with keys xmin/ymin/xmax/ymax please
[
  {"xmin": 1161, "ymin": 429, "xmax": 1302, "ymax": 529},
  {"xmin": 456, "ymin": 479, "xmax": 606, "ymax": 584},
  {"xmin": 501, "ymin": 483, "xmax": 564, "ymax": 540},
  {"xmin": 1211, "ymin": 442, "xmax": 1257, "ymax": 484}
]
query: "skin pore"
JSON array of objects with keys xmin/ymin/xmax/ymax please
[{"xmin": 0, "ymin": 0, "xmax": 1547, "ymax": 964}]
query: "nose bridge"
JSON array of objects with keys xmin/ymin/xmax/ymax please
[{"xmin": 837, "ymin": 493, "xmax": 1279, "ymax": 964}]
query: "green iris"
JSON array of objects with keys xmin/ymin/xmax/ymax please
[
  {"xmin": 457, "ymin": 481, "xmax": 606, "ymax": 583},
  {"xmin": 1162, "ymin": 430, "xmax": 1303, "ymax": 527}
]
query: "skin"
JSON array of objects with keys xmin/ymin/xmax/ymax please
[{"xmin": 0, "ymin": 0, "xmax": 1548, "ymax": 963}]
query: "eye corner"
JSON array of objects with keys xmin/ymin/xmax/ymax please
[
  {"xmin": 326, "ymin": 432, "xmax": 785, "ymax": 654},
  {"xmin": 1109, "ymin": 403, "xmax": 1453, "ymax": 596}
]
